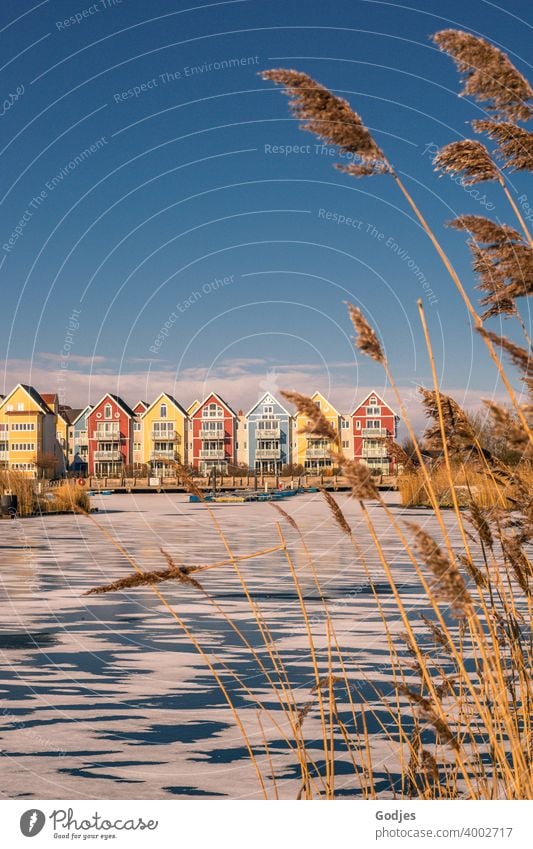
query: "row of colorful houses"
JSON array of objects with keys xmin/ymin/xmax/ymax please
[{"xmin": 0, "ymin": 384, "xmax": 400, "ymax": 478}]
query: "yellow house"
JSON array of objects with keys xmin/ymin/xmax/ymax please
[
  {"xmin": 142, "ymin": 393, "xmax": 188, "ymax": 476},
  {"xmin": 0, "ymin": 384, "xmax": 58, "ymax": 477},
  {"xmin": 294, "ymin": 391, "xmax": 340, "ymax": 472}
]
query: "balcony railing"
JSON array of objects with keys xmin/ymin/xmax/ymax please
[
  {"xmin": 362, "ymin": 447, "xmax": 389, "ymax": 458},
  {"xmin": 150, "ymin": 450, "xmax": 178, "ymax": 460},
  {"xmin": 361, "ymin": 428, "xmax": 389, "ymax": 438},
  {"xmin": 93, "ymin": 429, "xmax": 120, "ymax": 439},
  {"xmin": 199, "ymin": 449, "xmax": 226, "ymax": 459},
  {"xmin": 94, "ymin": 450, "xmax": 122, "ymax": 460},
  {"xmin": 199, "ymin": 428, "xmax": 224, "ymax": 438},
  {"xmin": 151, "ymin": 429, "xmax": 178, "ymax": 440},
  {"xmin": 255, "ymin": 448, "xmax": 281, "ymax": 459},
  {"xmin": 306, "ymin": 447, "xmax": 330, "ymax": 458},
  {"xmin": 0, "ymin": 451, "xmax": 9, "ymax": 460},
  {"xmin": 255, "ymin": 425, "xmax": 280, "ymax": 439}
]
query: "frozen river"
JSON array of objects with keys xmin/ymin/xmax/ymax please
[{"xmin": 0, "ymin": 491, "xmax": 466, "ymax": 799}]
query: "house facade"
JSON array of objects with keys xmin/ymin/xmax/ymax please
[
  {"xmin": 191, "ymin": 393, "xmax": 236, "ymax": 474},
  {"xmin": 132, "ymin": 401, "xmax": 148, "ymax": 470},
  {"xmin": 71, "ymin": 406, "xmax": 92, "ymax": 474},
  {"xmin": 0, "ymin": 384, "xmax": 58, "ymax": 477},
  {"xmin": 352, "ymin": 390, "xmax": 399, "ymax": 474},
  {"xmin": 87, "ymin": 394, "xmax": 133, "ymax": 477},
  {"xmin": 142, "ymin": 393, "xmax": 188, "ymax": 476},
  {"xmin": 294, "ymin": 391, "xmax": 340, "ymax": 472},
  {"xmin": 246, "ymin": 392, "xmax": 292, "ymax": 473}
]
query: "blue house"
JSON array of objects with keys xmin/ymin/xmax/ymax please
[
  {"xmin": 246, "ymin": 392, "xmax": 292, "ymax": 473},
  {"xmin": 71, "ymin": 405, "xmax": 92, "ymax": 473}
]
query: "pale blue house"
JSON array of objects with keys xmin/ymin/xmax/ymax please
[
  {"xmin": 71, "ymin": 405, "xmax": 92, "ymax": 473},
  {"xmin": 246, "ymin": 392, "xmax": 292, "ymax": 473}
]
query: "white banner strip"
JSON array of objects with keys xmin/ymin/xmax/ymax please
[{"xmin": 2, "ymin": 799, "xmax": 531, "ymax": 847}]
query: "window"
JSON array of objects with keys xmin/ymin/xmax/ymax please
[
  {"xmin": 17, "ymin": 403, "xmax": 24, "ymax": 411},
  {"xmin": 367, "ymin": 420, "xmax": 380, "ymax": 429},
  {"xmin": 0, "ymin": 424, "xmax": 7, "ymax": 431},
  {"xmin": 160, "ymin": 404, "xmax": 167, "ymax": 418},
  {"xmin": 356, "ymin": 421, "xmax": 361, "ymax": 430},
  {"xmin": 366, "ymin": 406, "xmax": 380, "ymax": 416},
  {"xmin": 263, "ymin": 405, "xmax": 273, "ymax": 414},
  {"xmin": 314, "ymin": 400, "xmax": 320, "ymax": 409},
  {"xmin": 204, "ymin": 403, "xmax": 223, "ymax": 418},
  {"xmin": 133, "ymin": 421, "xmax": 141, "ymax": 431},
  {"xmin": 369, "ymin": 396, "xmax": 377, "ymax": 405},
  {"xmin": 341, "ymin": 419, "xmax": 349, "ymax": 429},
  {"xmin": 134, "ymin": 442, "xmax": 142, "ymax": 451},
  {"xmin": 11, "ymin": 443, "xmax": 36, "ymax": 451},
  {"xmin": 11, "ymin": 423, "xmax": 35, "ymax": 431},
  {"xmin": 342, "ymin": 440, "xmax": 349, "ymax": 449},
  {"xmin": 104, "ymin": 403, "xmax": 112, "ymax": 419}
]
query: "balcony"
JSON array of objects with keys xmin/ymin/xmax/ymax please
[
  {"xmin": 361, "ymin": 428, "xmax": 388, "ymax": 438},
  {"xmin": 93, "ymin": 429, "xmax": 120, "ymax": 439},
  {"xmin": 199, "ymin": 428, "xmax": 224, "ymax": 439},
  {"xmin": 199, "ymin": 449, "xmax": 226, "ymax": 459},
  {"xmin": 150, "ymin": 450, "xmax": 178, "ymax": 460},
  {"xmin": 306, "ymin": 447, "xmax": 330, "ymax": 458},
  {"xmin": 151, "ymin": 429, "xmax": 179, "ymax": 441},
  {"xmin": 0, "ymin": 451, "xmax": 9, "ymax": 461},
  {"xmin": 362, "ymin": 447, "xmax": 389, "ymax": 458},
  {"xmin": 94, "ymin": 450, "xmax": 122, "ymax": 461},
  {"xmin": 255, "ymin": 425, "xmax": 280, "ymax": 439},
  {"xmin": 256, "ymin": 448, "xmax": 281, "ymax": 459}
]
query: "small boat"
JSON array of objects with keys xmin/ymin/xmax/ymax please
[{"xmin": 99, "ymin": 490, "xmax": 115, "ymax": 495}]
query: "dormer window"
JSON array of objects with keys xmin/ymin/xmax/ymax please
[
  {"xmin": 370, "ymin": 396, "xmax": 377, "ymax": 405},
  {"xmin": 104, "ymin": 403, "xmax": 112, "ymax": 419},
  {"xmin": 160, "ymin": 403, "xmax": 167, "ymax": 418}
]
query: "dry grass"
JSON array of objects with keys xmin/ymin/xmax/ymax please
[
  {"xmin": 0, "ymin": 473, "xmax": 90, "ymax": 517},
  {"xmin": 398, "ymin": 463, "xmax": 533, "ymax": 508}
]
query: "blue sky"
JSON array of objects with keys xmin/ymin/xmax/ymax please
[{"xmin": 1, "ymin": 0, "xmax": 531, "ymax": 429}]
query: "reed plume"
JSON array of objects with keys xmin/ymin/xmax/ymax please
[
  {"xmin": 281, "ymin": 390, "xmax": 338, "ymax": 440},
  {"xmin": 449, "ymin": 215, "xmax": 533, "ymax": 306},
  {"xmin": 406, "ymin": 523, "xmax": 472, "ymax": 617},
  {"xmin": 473, "ymin": 121, "xmax": 533, "ymax": 172},
  {"xmin": 260, "ymin": 69, "xmax": 389, "ymax": 176},
  {"xmin": 432, "ymin": 29, "xmax": 533, "ymax": 121},
  {"xmin": 346, "ymin": 302, "xmax": 385, "ymax": 363},
  {"xmin": 433, "ymin": 140, "xmax": 499, "ymax": 184}
]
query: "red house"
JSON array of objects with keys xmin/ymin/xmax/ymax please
[
  {"xmin": 352, "ymin": 390, "xmax": 399, "ymax": 475},
  {"xmin": 191, "ymin": 392, "xmax": 237, "ymax": 474},
  {"xmin": 87, "ymin": 393, "xmax": 134, "ymax": 477}
]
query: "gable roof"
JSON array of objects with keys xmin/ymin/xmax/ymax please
[
  {"xmin": 72, "ymin": 404, "xmax": 93, "ymax": 426},
  {"xmin": 59, "ymin": 407, "xmax": 83, "ymax": 426},
  {"xmin": 0, "ymin": 383, "xmax": 52, "ymax": 415},
  {"xmin": 350, "ymin": 389, "xmax": 399, "ymax": 418},
  {"xmin": 89, "ymin": 392, "xmax": 135, "ymax": 418},
  {"xmin": 310, "ymin": 390, "xmax": 340, "ymax": 417},
  {"xmin": 142, "ymin": 392, "xmax": 188, "ymax": 419},
  {"xmin": 187, "ymin": 400, "xmax": 200, "ymax": 415},
  {"xmin": 194, "ymin": 391, "xmax": 237, "ymax": 418},
  {"xmin": 245, "ymin": 391, "xmax": 291, "ymax": 419},
  {"xmin": 133, "ymin": 400, "xmax": 148, "ymax": 414}
]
